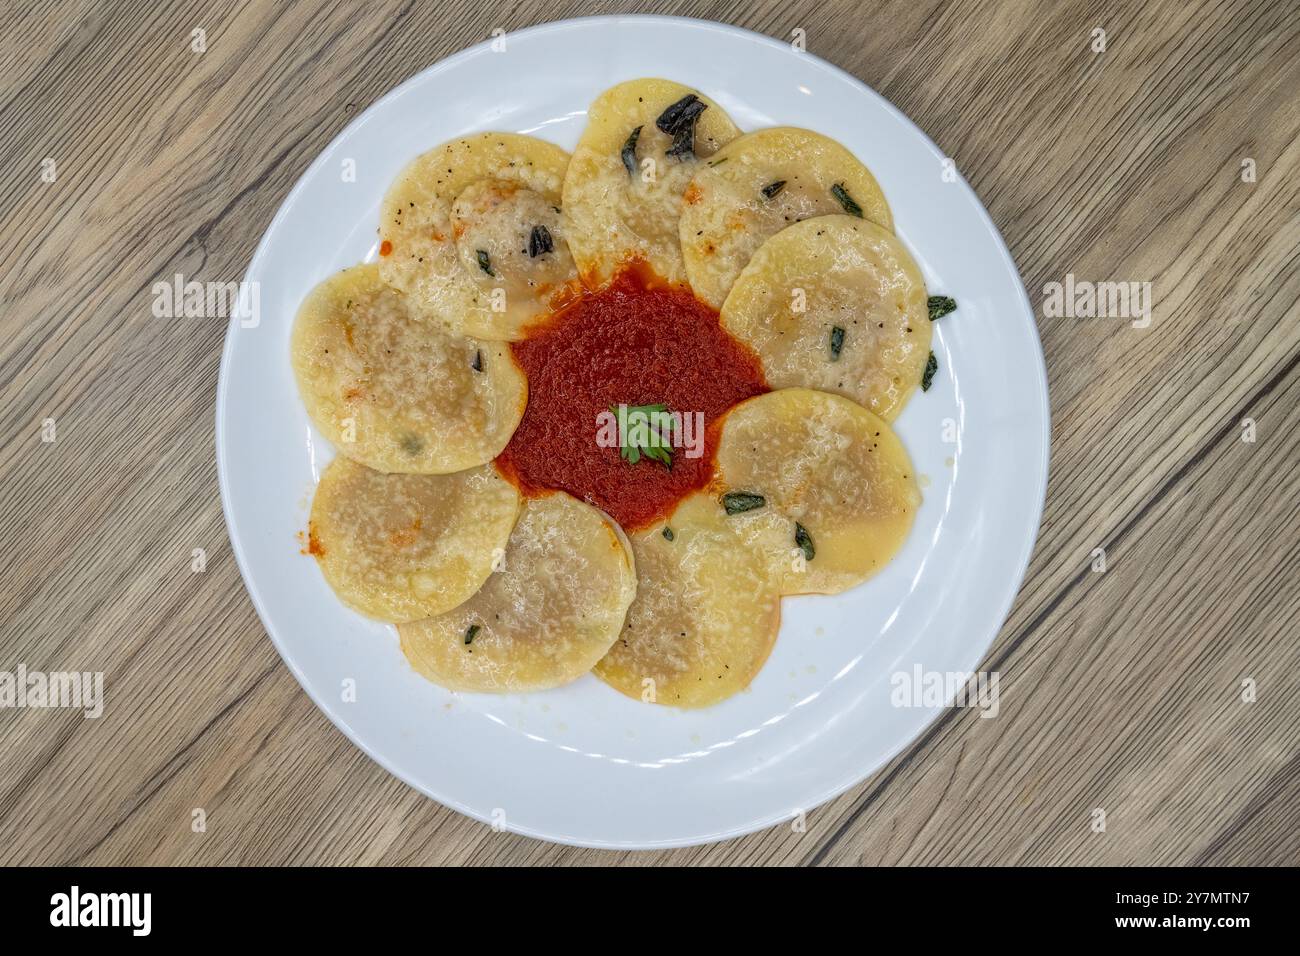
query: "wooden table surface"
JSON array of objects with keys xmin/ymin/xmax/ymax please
[{"xmin": 2, "ymin": 0, "xmax": 1297, "ymax": 867}]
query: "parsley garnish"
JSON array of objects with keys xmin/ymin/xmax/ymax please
[{"xmin": 610, "ymin": 403, "xmax": 675, "ymax": 468}]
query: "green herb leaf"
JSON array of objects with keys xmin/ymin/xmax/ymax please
[
  {"xmin": 722, "ymin": 491, "xmax": 766, "ymax": 515},
  {"xmin": 928, "ymin": 295, "xmax": 956, "ymax": 321},
  {"xmin": 922, "ymin": 351, "xmax": 938, "ymax": 391},
  {"xmin": 642, "ymin": 444, "xmax": 673, "ymax": 469},
  {"xmin": 830, "ymin": 325, "xmax": 846, "ymax": 361},
  {"xmin": 476, "ymin": 249, "xmax": 494, "ymax": 276},
  {"xmin": 794, "ymin": 522, "xmax": 815, "ymax": 561},
  {"xmin": 611, "ymin": 403, "xmax": 675, "ymax": 469},
  {"xmin": 761, "ymin": 180, "xmax": 787, "ymax": 199},
  {"xmin": 471, "ymin": 349, "xmax": 483, "ymax": 372},
  {"xmin": 464, "ymin": 624, "xmax": 480, "ymax": 645},
  {"xmin": 621, "ymin": 126, "xmax": 642, "ymax": 177},
  {"xmin": 831, "ymin": 182, "xmax": 863, "ymax": 217},
  {"xmin": 662, "ymin": 526, "xmax": 675, "ymax": 542}
]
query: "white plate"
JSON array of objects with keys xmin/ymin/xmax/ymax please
[{"xmin": 216, "ymin": 15, "xmax": 1049, "ymax": 849}]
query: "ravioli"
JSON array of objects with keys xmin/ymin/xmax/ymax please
[
  {"xmin": 594, "ymin": 494, "xmax": 783, "ymax": 708},
  {"xmin": 288, "ymin": 80, "xmax": 941, "ymax": 710},
  {"xmin": 714, "ymin": 388, "xmax": 920, "ymax": 595},
  {"xmin": 679, "ymin": 127, "xmax": 894, "ymax": 308},
  {"xmin": 308, "ymin": 456, "xmax": 520, "ymax": 623},
  {"xmin": 562, "ymin": 79, "xmax": 741, "ymax": 287},
  {"xmin": 291, "ymin": 263, "xmax": 526, "ymax": 473},
  {"xmin": 378, "ymin": 132, "xmax": 576, "ymax": 340},
  {"xmin": 399, "ymin": 493, "xmax": 636, "ymax": 693},
  {"xmin": 720, "ymin": 216, "xmax": 929, "ymax": 421}
]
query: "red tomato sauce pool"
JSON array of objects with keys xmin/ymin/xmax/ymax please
[{"xmin": 496, "ymin": 265, "xmax": 768, "ymax": 531}]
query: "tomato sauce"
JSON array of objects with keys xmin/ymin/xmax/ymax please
[{"xmin": 496, "ymin": 264, "xmax": 768, "ymax": 530}]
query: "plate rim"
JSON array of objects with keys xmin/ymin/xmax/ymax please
[{"xmin": 215, "ymin": 13, "xmax": 1051, "ymax": 849}]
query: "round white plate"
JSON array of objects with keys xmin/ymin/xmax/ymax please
[{"xmin": 217, "ymin": 15, "xmax": 1049, "ymax": 849}]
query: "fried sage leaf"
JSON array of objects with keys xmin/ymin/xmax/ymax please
[
  {"xmin": 667, "ymin": 128, "xmax": 696, "ymax": 159},
  {"xmin": 657, "ymin": 94, "xmax": 708, "ymax": 160},
  {"xmin": 656, "ymin": 94, "xmax": 706, "ymax": 134},
  {"xmin": 928, "ymin": 295, "xmax": 956, "ymax": 321},
  {"xmin": 795, "ymin": 522, "xmax": 815, "ymax": 561},
  {"xmin": 528, "ymin": 224, "xmax": 554, "ymax": 258},
  {"xmin": 831, "ymin": 182, "xmax": 864, "ymax": 217},
  {"xmin": 921, "ymin": 351, "xmax": 938, "ymax": 391},
  {"xmin": 722, "ymin": 491, "xmax": 766, "ymax": 515},
  {"xmin": 621, "ymin": 125, "xmax": 642, "ymax": 177},
  {"xmin": 829, "ymin": 325, "xmax": 846, "ymax": 361}
]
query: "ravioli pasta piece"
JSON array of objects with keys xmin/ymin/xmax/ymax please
[
  {"xmin": 594, "ymin": 494, "xmax": 783, "ymax": 708},
  {"xmin": 399, "ymin": 493, "xmax": 636, "ymax": 693},
  {"xmin": 562, "ymin": 79, "xmax": 741, "ymax": 287},
  {"xmin": 290, "ymin": 263, "xmax": 526, "ymax": 474},
  {"xmin": 715, "ymin": 388, "xmax": 920, "ymax": 595},
  {"xmin": 720, "ymin": 216, "xmax": 929, "ymax": 421},
  {"xmin": 308, "ymin": 456, "xmax": 520, "ymax": 623},
  {"xmin": 378, "ymin": 132, "xmax": 576, "ymax": 340},
  {"xmin": 680, "ymin": 127, "xmax": 894, "ymax": 308}
]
